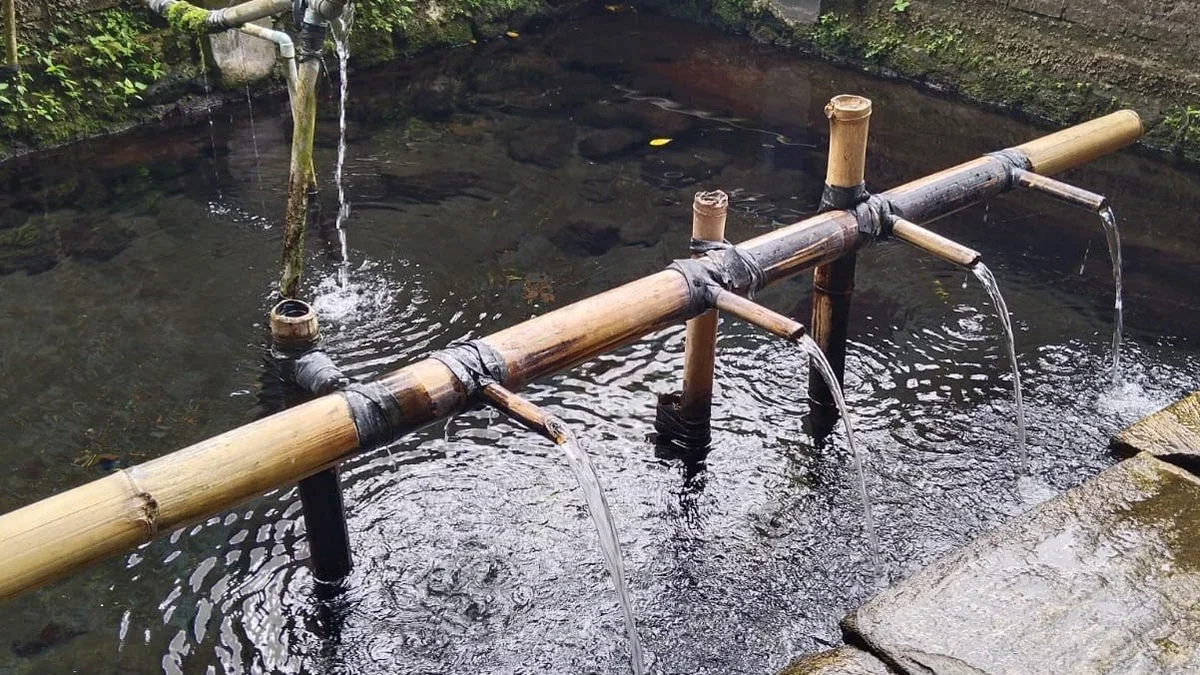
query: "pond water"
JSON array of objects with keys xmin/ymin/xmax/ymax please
[{"xmin": 3, "ymin": 8, "xmax": 1200, "ymax": 674}]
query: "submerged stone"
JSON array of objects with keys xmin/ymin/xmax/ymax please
[
  {"xmin": 376, "ymin": 169, "xmax": 515, "ymax": 204},
  {"xmin": 504, "ymin": 121, "xmax": 576, "ymax": 169},
  {"xmin": 0, "ymin": 220, "xmax": 58, "ymax": 276},
  {"xmin": 776, "ymin": 647, "xmax": 894, "ymax": 675},
  {"xmin": 1112, "ymin": 390, "xmax": 1200, "ymax": 461},
  {"xmin": 578, "ymin": 127, "xmax": 646, "ymax": 160},
  {"xmin": 844, "ymin": 452, "xmax": 1200, "ymax": 674},
  {"xmin": 548, "ymin": 220, "xmax": 621, "ymax": 256}
]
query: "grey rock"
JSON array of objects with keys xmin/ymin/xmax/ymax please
[
  {"xmin": 208, "ymin": 20, "xmax": 277, "ymax": 88},
  {"xmin": 844, "ymin": 452, "xmax": 1200, "ymax": 675},
  {"xmin": 548, "ymin": 220, "xmax": 621, "ymax": 256}
]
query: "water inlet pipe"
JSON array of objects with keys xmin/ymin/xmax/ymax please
[
  {"xmin": 0, "ymin": 110, "xmax": 1144, "ymax": 602},
  {"xmin": 237, "ymin": 22, "xmax": 298, "ymax": 108}
]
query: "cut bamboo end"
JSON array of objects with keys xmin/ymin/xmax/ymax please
[
  {"xmin": 270, "ymin": 298, "xmax": 319, "ymax": 351},
  {"xmin": 825, "ymin": 95, "xmax": 873, "ymax": 190},
  {"xmin": 1014, "ymin": 110, "xmax": 1142, "ymax": 177},
  {"xmin": 890, "ymin": 218, "xmax": 982, "ymax": 268},
  {"xmin": 692, "ymin": 190, "xmax": 729, "ymax": 235}
]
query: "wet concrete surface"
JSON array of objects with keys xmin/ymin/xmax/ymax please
[
  {"xmin": 844, "ymin": 452, "xmax": 1200, "ymax": 675},
  {"xmin": 1113, "ymin": 390, "xmax": 1200, "ymax": 461},
  {"xmin": 776, "ymin": 647, "xmax": 895, "ymax": 674}
]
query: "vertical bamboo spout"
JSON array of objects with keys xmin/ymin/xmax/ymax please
[
  {"xmin": 678, "ymin": 190, "xmax": 729, "ymax": 426},
  {"xmin": 809, "ymin": 95, "xmax": 872, "ymax": 430}
]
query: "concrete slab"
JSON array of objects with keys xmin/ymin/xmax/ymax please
[
  {"xmin": 844, "ymin": 453, "xmax": 1200, "ymax": 675},
  {"xmin": 777, "ymin": 647, "xmax": 895, "ymax": 675},
  {"xmin": 1113, "ymin": 390, "xmax": 1200, "ymax": 460}
]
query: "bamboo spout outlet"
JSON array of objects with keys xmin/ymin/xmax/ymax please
[{"xmin": 0, "ymin": 110, "xmax": 1143, "ymax": 603}]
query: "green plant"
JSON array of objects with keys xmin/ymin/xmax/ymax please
[
  {"xmin": 891, "ymin": 0, "xmax": 912, "ymax": 12},
  {"xmin": 812, "ymin": 13, "xmax": 853, "ymax": 51}
]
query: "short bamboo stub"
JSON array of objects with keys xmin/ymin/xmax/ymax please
[{"xmin": 679, "ymin": 190, "xmax": 730, "ymax": 421}]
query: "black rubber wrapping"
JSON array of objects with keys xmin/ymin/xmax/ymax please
[
  {"xmin": 429, "ymin": 340, "xmax": 509, "ymax": 398},
  {"xmin": 297, "ymin": 21, "xmax": 326, "ymax": 61},
  {"xmin": 666, "ymin": 237, "xmax": 769, "ymax": 318},
  {"xmin": 342, "ymin": 382, "xmax": 404, "ymax": 449},
  {"xmin": 293, "ymin": 351, "xmax": 350, "ymax": 397},
  {"xmin": 653, "ymin": 393, "xmax": 711, "ymax": 450},
  {"xmin": 852, "ymin": 193, "xmax": 896, "ymax": 239},
  {"xmin": 819, "ymin": 182, "xmax": 867, "ymax": 212},
  {"xmin": 986, "ymin": 149, "xmax": 1034, "ymax": 188}
]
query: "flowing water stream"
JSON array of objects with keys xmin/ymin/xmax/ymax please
[
  {"xmin": 798, "ymin": 335, "xmax": 880, "ymax": 576},
  {"xmin": 1099, "ymin": 206, "xmax": 1124, "ymax": 380},
  {"xmin": 971, "ymin": 263, "xmax": 1027, "ymax": 472},
  {"xmin": 332, "ymin": 8, "xmax": 355, "ymax": 288},
  {"xmin": 547, "ymin": 417, "xmax": 646, "ymax": 675}
]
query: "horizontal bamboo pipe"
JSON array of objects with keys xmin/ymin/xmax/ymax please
[
  {"xmin": 890, "ymin": 218, "xmax": 982, "ymax": 268},
  {"xmin": 1014, "ymin": 110, "xmax": 1143, "ymax": 176},
  {"xmin": 0, "ymin": 111, "xmax": 1143, "ymax": 602},
  {"xmin": 1013, "ymin": 169, "xmax": 1108, "ymax": 212}
]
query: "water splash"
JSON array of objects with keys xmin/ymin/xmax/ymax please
[
  {"xmin": 972, "ymin": 263, "xmax": 1027, "ymax": 472},
  {"xmin": 798, "ymin": 334, "xmax": 879, "ymax": 577},
  {"xmin": 332, "ymin": 6, "xmax": 355, "ymax": 288},
  {"xmin": 1098, "ymin": 206, "xmax": 1123, "ymax": 381},
  {"xmin": 546, "ymin": 416, "xmax": 645, "ymax": 675}
]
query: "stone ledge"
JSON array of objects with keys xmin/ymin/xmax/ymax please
[
  {"xmin": 1112, "ymin": 390, "xmax": 1200, "ymax": 460},
  {"xmin": 843, "ymin": 452, "xmax": 1200, "ymax": 674},
  {"xmin": 776, "ymin": 646, "xmax": 895, "ymax": 674}
]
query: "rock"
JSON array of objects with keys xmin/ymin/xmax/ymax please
[
  {"xmin": 776, "ymin": 647, "xmax": 894, "ymax": 675},
  {"xmin": 505, "ymin": 122, "xmax": 576, "ymax": 169},
  {"xmin": 641, "ymin": 148, "xmax": 733, "ymax": 189},
  {"xmin": 11, "ymin": 621, "xmax": 85, "ymax": 658},
  {"xmin": 376, "ymin": 170, "xmax": 515, "ymax": 205},
  {"xmin": 581, "ymin": 177, "xmax": 619, "ymax": 203},
  {"xmin": 208, "ymin": 19, "xmax": 277, "ymax": 88},
  {"xmin": 619, "ymin": 217, "xmax": 669, "ymax": 247},
  {"xmin": 1112, "ymin": 390, "xmax": 1200, "ymax": 460},
  {"xmin": 0, "ymin": 220, "xmax": 58, "ymax": 276},
  {"xmin": 548, "ymin": 220, "xmax": 621, "ymax": 257},
  {"xmin": 844, "ymin": 452, "xmax": 1200, "ymax": 675},
  {"xmin": 578, "ymin": 127, "xmax": 646, "ymax": 160},
  {"xmin": 58, "ymin": 215, "xmax": 135, "ymax": 262},
  {"xmin": 411, "ymin": 74, "xmax": 465, "ymax": 120}
]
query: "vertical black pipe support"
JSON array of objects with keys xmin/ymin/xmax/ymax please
[{"xmin": 269, "ymin": 299, "xmax": 354, "ymax": 582}]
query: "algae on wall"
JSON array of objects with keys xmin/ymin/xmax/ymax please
[
  {"xmin": 0, "ymin": 0, "xmax": 562, "ymax": 157},
  {"xmin": 631, "ymin": 0, "xmax": 1200, "ymax": 162}
]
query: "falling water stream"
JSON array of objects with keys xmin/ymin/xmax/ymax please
[
  {"xmin": 331, "ymin": 9, "xmax": 355, "ymax": 288},
  {"xmin": 1098, "ymin": 206, "xmax": 1124, "ymax": 380},
  {"xmin": 971, "ymin": 263, "xmax": 1027, "ymax": 472},
  {"xmin": 545, "ymin": 416, "xmax": 646, "ymax": 675},
  {"xmin": 798, "ymin": 335, "xmax": 880, "ymax": 577}
]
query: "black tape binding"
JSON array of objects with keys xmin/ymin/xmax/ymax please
[
  {"xmin": 293, "ymin": 351, "xmax": 350, "ymax": 397},
  {"xmin": 666, "ymin": 239, "xmax": 768, "ymax": 320},
  {"xmin": 342, "ymin": 382, "xmax": 405, "ymax": 449},
  {"xmin": 986, "ymin": 149, "xmax": 1034, "ymax": 188},
  {"xmin": 819, "ymin": 181, "xmax": 868, "ymax": 212},
  {"xmin": 429, "ymin": 340, "xmax": 509, "ymax": 399}
]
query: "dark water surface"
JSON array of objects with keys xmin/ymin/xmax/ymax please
[{"xmin": 3, "ymin": 9, "xmax": 1200, "ymax": 674}]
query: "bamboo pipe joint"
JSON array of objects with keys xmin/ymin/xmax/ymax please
[{"xmin": 270, "ymin": 299, "xmax": 320, "ymax": 352}]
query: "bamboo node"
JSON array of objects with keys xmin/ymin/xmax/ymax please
[{"xmin": 122, "ymin": 471, "xmax": 160, "ymax": 538}]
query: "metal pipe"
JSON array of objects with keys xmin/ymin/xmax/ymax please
[
  {"xmin": 1013, "ymin": 168, "xmax": 1108, "ymax": 213},
  {"xmin": 889, "ymin": 217, "xmax": 982, "ymax": 268},
  {"xmin": 147, "ymin": 0, "xmax": 292, "ymax": 32},
  {"xmin": 0, "ymin": 112, "xmax": 1144, "ymax": 602}
]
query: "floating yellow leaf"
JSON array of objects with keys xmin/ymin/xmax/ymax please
[
  {"xmin": 603, "ymin": 3, "xmax": 624, "ymax": 11},
  {"xmin": 505, "ymin": 30, "xmax": 519, "ymax": 38},
  {"xmin": 649, "ymin": 138, "xmax": 672, "ymax": 147}
]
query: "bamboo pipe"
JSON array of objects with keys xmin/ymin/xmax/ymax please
[
  {"xmin": 1014, "ymin": 110, "xmax": 1143, "ymax": 177},
  {"xmin": 810, "ymin": 95, "xmax": 872, "ymax": 422},
  {"xmin": 482, "ymin": 383, "xmax": 558, "ymax": 443},
  {"xmin": 678, "ymin": 191, "xmax": 729, "ymax": 423},
  {"xmin": 1013, "ymin": 169, "xmax": 1108, "ymax": 212},
  {"xmin": 890, "ymin": 218, "xmax": 982, "ymax": 268},
  {"xmin": 280, "ymin": 57, "xmax": 321, "ymax": 298},
  {"xmin": 714, "ymin": 291, "xmax": 806, "ymax": 341},
  {"xmin": 0, "ymin": 112, "xmax": 1144, "ymax": 602}
]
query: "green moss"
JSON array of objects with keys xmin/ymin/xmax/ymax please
[{"xmin": 163, "ymin": 2, "xmax": 213, "ymax": 36}]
